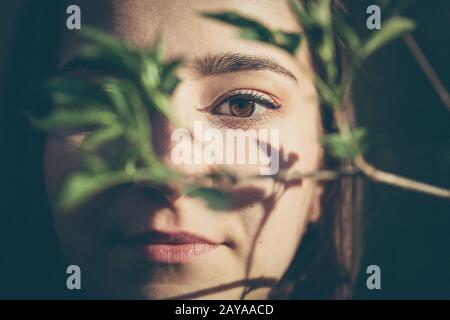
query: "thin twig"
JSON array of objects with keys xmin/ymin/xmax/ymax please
[
  {"xmin": 249, "ymin": 167, "xmax": 358, "ymax": 182},
  {"xmin": 354, "ymin": 154, "xmax": 450, "ymax": 199},
  {"xmin": 402, "ymin": 33, "xmax": 450, "ymax": 111},
  {"xmin": 333, "ymin": 107, "xmax": 450, "ymax": 200},
  {"xmin": 166, "ymin": 277, "xmax": 278, "ymax": 300}
]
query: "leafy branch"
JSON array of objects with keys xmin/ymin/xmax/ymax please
[
  {"xmin": 205, "ymin": 0, "xmax": 450, "ymax": 199},
  {"xmin": 33, "ymin": 27, "xmax": 311, "ymax": 212},
  {"xmin": 33, "ymin": 0, "xmax": 450, "ymax": 215},
  {"xmin": 34, "ymin": 28, "xmax": 225, "ymax": 211},
  {"xmin": 27, "ymin": 0, "xmax": 450, "ymax": 301},
  {"xmin": 402, "ymin": 32, "xmax": 450, "ymax": 112}
]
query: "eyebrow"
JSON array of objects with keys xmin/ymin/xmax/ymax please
[
  {"xmin": 191, "ymin": 52, "xmax": 298, "ymax": 82},
  {"xmin": 58, "ymin": 52, "xmax": 298, "ymax": 83}
]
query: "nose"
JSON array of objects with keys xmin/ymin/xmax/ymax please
[
  {"xmin": 150, "ymin": 111, "xmax": 174, "ymax": 164},
  {"xmin": 134, "ymin": 179, "xmax": 181, "ymax": 204},
  {"xmin": 134, "ymin": 110, "xmax": 212, "ymax": 202},
  {"xmin": 149, "ymin": 108, "xmax": 212, "ymax": 175},
  {"xmin": 132, "ymin": 111, "xmax": 178, "ymax": 200}
]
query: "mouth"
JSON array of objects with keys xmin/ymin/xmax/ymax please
[{"xmin": 121, "ymin": 231, "xmax": 221, "ymax": 263}]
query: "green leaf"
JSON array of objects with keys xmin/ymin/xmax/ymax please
[
  {"xmin": 314, "ymin": 75, "xmax": 338, "ymax": 106},
  {"xmin": 333, "ymin": 14, "xmax": 361, "ymax": 52},
  {"xmin": 81, "ymin": 27, "xmax": 129, "ymax": 53},
  {"xmin": 72, "ymin": 45, "xmax": 138, "ymax": 77},
  {"xmin": 271, "ymin": 31, "xmax": 302, "ymax": 54},
  {"xmin": 161, "ymin": 58, "xmax": 183, "ymax": 94},
  {"xmin": 58, "ymin": 171, "xmax": 130, "ymax": 211},
  {"xmin": 202, "ymin": 11, "xmax": 272, "ymax": 38},
  {"xmin": 34, "ymin": 27, "xmax": 190, "ymax": 213},
  {"xmin": 133, "ymin": 166, "xmax": 178, "ymax": 185},
  {"xmin": 139, "ymin": 54, "xmax": 161, "ymax": 89},
  {"xmin": 32, "ymin": 109, "xmax": 117, "ymax": 130},
  {"xmin": 81, "ymin": 154, "xmax": 110, "ymax": 173},
  {"xmin": 45, "ymin": 78, "xmax": 110, "ymax": 108},
  {"xmin": 360, "ymin": 17, "xmax": 415, "ymax": 59},
  {"xmin": 153, "ymin": 36, "xmax": 165, "ymax": 64},
  {"xmin": 81, "ymin": 123, "xmax": 123, "ymax": 151},
  {"xmin": 201, "ymin": 11, "xmax": 301, "ymax": 54},
  {"xmin": 321, "ymin": 127, "xmax": 368, "ymax": 160},
  {"xmin": 101, "ymin": 79, "xmax": 133, "ymax": 118},
  {"xmin": 81, "ymin": 27, "xmax": 138, "ymax": 67},
  {"xmin": 61, "ymin": 27, "xmax": 141, "ymax": 78},
  {"xmin": 290, "ymin": 0, "xmax": 336, "ymax": 84},
  {"xmin": 186, "ymin": 187, "xmax": 232, "ymax": 211},
  {"xmin": 288, "ymin": 0, "xmax": 306, "ymax": 24},
  {"xmin": 146, "ymin": 88, "xmax": 179, "ymax": 126}
]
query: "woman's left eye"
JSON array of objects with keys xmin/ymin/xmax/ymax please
[{"xmin": 211, "ymin": 89, "xmax": 281, "ymax": 118}]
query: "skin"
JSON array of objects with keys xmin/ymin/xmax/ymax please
[{"xmin": 44, "ymin": 0, "xmax": 324, "ymax": 299}]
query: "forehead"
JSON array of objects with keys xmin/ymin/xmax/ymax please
[{"xmin": 60, "ymin": 0, "xmax": 302, "ymax": 68}]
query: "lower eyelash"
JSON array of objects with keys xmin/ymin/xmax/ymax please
[
  {"xmin": 206, "ymin": 110, "xmax": 279, "ymax": 130},
  {"xmin": 202, "ymin": 88, "xmax": 286, "ymax": 128}
]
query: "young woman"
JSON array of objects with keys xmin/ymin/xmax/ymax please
[{"xmin": 1, "ymin": 0, "xmax": 363, "ymax": 299}]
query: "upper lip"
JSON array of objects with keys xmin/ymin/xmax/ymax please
[{"xmin": 122, "ymin": 231, "xmax": 219, "ymax": 245}]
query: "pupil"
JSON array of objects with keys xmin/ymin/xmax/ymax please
[{"xmin": 229, "ymin": 98, "xmax": 255, "ymax": 117}]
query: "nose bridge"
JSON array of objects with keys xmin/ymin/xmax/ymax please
[
  {"xmin": 150, "ymin": 69, "xmax": 187, "ymax": 165},
  {"xmin": 151, "ymin": 111, "xmax": 174, "ymax": 162},
  {"xmin": 150, "ymin": 111, "xmax": 210, "ymax": 176},
  {"xmin": 148, "ymin": 74, "xmax": 214, "ymax": 177}
]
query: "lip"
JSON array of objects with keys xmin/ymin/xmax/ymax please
[{"xmin": 121, "ymin": 231, "xmax": 220, "ymax": 263}]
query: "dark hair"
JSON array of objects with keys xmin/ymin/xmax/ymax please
[
  {"xmin": 269, "ymin": 0, "xmax": 365, "ymax": 299},
  {"xmin": 0, "ymin": 0, "xmax": 364, "ymax": 299},
  {"xmin": 0, "ymin": 0, "xmax": 67, "ymax": 298}
]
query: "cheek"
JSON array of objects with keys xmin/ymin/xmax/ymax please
[
  {"xmin": 44, "ymin": 134, "xmax": 107, "ymax": 263},
  {"xmin": 43, "ymin": 134, "xmax": 83, "ymax": 196},
  {"xmin": 280, "ymin": 126, "xmax": 322, "ymax": 172},
  {"xmin": 230, "ymin": 108, "xmax": 322, "ymax": 278},
  {"xmin": 280, "ymin": 91, "xmax": 323, "ymax": 172},
  {"xmin": 232, "ymin": 181, "xmax": 314, "ymax": 281},
  {"xmin": 270, "ymin": 119, "xmax": 322, "ymax": 180}
]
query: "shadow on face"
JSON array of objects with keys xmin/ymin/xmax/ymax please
[{"xmin": 44, "ymin": 0, "xmax": 325, "ymax": 299}]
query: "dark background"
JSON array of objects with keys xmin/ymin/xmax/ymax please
[{"xmin": 0, "ymin": 0, "xmax": 449, "ymax": 299}]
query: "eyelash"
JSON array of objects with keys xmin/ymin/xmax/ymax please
[
  {"xmin": 207, "ymin": 89, "xmax": 284, "ymax": 128},
  {"xmin": 62, "ymin": 88, "xmax": 283, "ymax": 135}
]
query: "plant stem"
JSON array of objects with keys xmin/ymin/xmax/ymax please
[
  {"xmin": 354, "ymin": 154, "xmax": 450, "ymax": 199},
  {"xmin": 333, "ymin": 106, "xmax": 450, "ymax": 200},
  {"xmin": 402, "ymin": 33, "xmax": 450, "ymax": 112}
]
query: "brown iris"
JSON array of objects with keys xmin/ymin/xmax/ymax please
[{"xmin": 229, "ymin": 98, "xmax": 256, "ymax": 117}]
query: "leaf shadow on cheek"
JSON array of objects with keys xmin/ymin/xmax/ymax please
[
  {"xmin": 55, "ymin": 134, "xmax": 304, "ymax": 299},
  {"xmin": 169, "ymin": 146, "xmax": 304, "ymax": 300}
]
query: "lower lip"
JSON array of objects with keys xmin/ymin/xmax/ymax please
[{"xmin": 134, "ymin": 243, "xmax": 218, "ymax": 263}]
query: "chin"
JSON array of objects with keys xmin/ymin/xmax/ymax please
[{"xmin": 139, "ymin": 283, "xmax": 247, "ymax": 300}]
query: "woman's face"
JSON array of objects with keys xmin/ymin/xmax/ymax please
[{"xmin": 44, "ymin": 0, "xmax": 323, "ymax": 299}]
